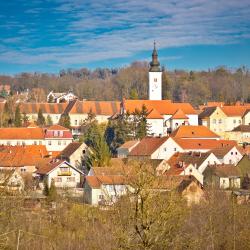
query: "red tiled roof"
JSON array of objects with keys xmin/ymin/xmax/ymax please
[
  {"xmin": 221, "ymin": 106, "xmax": 250, "ymax": 117},
  {"xmin": 147, "ymin": 108, "xmax": 163, "ymax": 119},
  {"xmin": 173, "ymin": 138, "xmax": 237, "ymax": 150},
  {"xmin": 0, "ymin": 145, "xmax": 48, "ymax": 167},
  {"xmin": 68, "ymin": 100, "xmax": 120, "ymax": 115},
  {"xmin": 86, "ymin": 175, "xmax": 126, "ymax": 188},
  {"xmin": 36, "ymin": 159, "xmax": 64, "ymax": 174},
  {"xmin": 129, "ymin": 136, "xmax": 168, "ymax": 156},
  {"xmin": 47, "ymin": 125, "xmax": 69, "ymax": 131},
  {"xmin": 171, "ymin": 125, "xmax": 220, "ymax": 139},
  {"xmin": 118, "ymin": 140, "xmax": 140, "ymax": 150},
  {"xmin": 123, "ymin": 99, "xmax": 197, "ymax": 115},
  {"xmin": 171, "ymin": 109, "xmax": 188, "ymax": 119},
  {"xmin": 0, "ymin": 127, "xmax": 44, "ymax": 140}
]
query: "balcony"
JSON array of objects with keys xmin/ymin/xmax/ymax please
[{"xmin": 57, "ymin": 171, "xmax": 72, "ymax": 176}]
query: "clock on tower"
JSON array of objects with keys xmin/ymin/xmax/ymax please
[{"xmin": 149, "ymin": 41, "xmax": 162, "ymax": 100}]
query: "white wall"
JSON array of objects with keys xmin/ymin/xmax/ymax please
[
  {"xmin": 45, "ymin": 139, "xmax": 72, "ymax": 152},
  {"xmin": 187, "ymin": 114, "xmax": 199, "ymax": 126},
  {"xmin": 151, "ymin": 137, "xmax": 183, "ymax": 160},
  {"xmin": 198, "ymin": 153, "xmax": 221, "ymax": 174},
  {"xmin": 149, "ymin": 71, "xmax": 162, "ymax": 100},
  {"xmin": 223, "ymin": 147, "xmax": 243, "ymax": 165},
  {"xmin": 147, "ymin": 119, "xmax": 164, "ymax": 136}
]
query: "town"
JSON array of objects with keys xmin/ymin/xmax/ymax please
[{"xmin": 0, "ymin": 44, "xmax": 249, "ymax": 248}]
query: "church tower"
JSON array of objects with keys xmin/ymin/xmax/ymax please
[{"xmin": 149, "ymin": 42, "xmax": 162, "ymax": 100}]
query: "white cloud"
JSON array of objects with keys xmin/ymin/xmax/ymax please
[{"xmin": 0, "ymin": 0, "xmax": 249, "ymax": 67}]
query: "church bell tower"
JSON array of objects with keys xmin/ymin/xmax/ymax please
[{"xmin": 149, "ymin": 42, "xmax": 162, "ymax": 100}]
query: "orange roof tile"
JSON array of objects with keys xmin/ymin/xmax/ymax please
[
  {"xmin": 86, "ymin": 175, "xmax": 126, "ymax": 188},
  {"xmin": 123, "ymin": 99, "xmax": 197, "ymax": 115},
  {"xmin": 171, "ymin": 125, "xmax": 220, "ymax": 139},
  {"xmin": 0, "ymin": 145, "xmax": 48, "ymax": 167},
  {"xmin": 147, "ymin": 108, "xmax": 163, "ymax": 119},
  {"xmin": 172, "ymin": 138, "xmax": 237, "ymax": 150},
  {"xmin": 68, "ymin": 100, "xmax": 120, "ymax": 115},
  {"xmin": 171, "ymin": 109, "xmax": 188, "ymax": 119},
  {"xmin": 47, "ymin": 125, "xmax": 68, "ymax": 131},
  {"xmin": 0, "ymin": 127, "xmax": 44, "ymax": 140},
  {"xmin": 221, "ymin": 106, "xmax": 249, "ymax": 117},
  {"xmin": 129, "ymin": 136, "xmax": 168, "ymax": 156}
]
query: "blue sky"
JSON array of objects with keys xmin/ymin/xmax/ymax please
[{"xmin": 0, "ymin": 0, "xmax": 250, "ymax": 74}]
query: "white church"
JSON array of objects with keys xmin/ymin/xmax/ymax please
[{"xmin": 120, "ymin": 42, "xmax": 198, "ymax": 136}]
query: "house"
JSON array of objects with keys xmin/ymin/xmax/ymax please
[
  {"xmin": 19, "ymin": 102, "xmax": 68, "ymax": 124},
  {"xmin": 203, "ymin": 165, "xmax": 241, "ymax": 189},
  {"xmin": 121, "ymin": 99, "xmax": 198, "ymax": 136},
  {"xmin": 0, "ymin": 145, "xmax": 48, "ymax": 174},
  {"xmin": 57, "ymin": 142, "xmax": 89, "ymax": 169},
  {"xmin": 36, "ymin": 159, "xmax": 84, "ymax": 188},
  {"xmin": 199, "ymin": 104, "xmax": 250, "ymax": 136},
  {"xmin": 210, "ymin": 145, "xmax": 244, "ymax": 165},
  {"xmin": 0, "ymin": 125, "xmax": 73, "ymax": 152},
  {"xmin": 224, "ymin": 125, "xmax": 250, "ymax": 144},
  {"xmin": 63, "ymin": 100, "xmax": 121, "ymax": 135},
  {"xmin": 84, "ymin": 175, "xmax": 130, "ymax": 206},
  {"xmin": 47, "ymin": 90, "xmax": 77, "ymax": 103},
  {"xmin": 0, "ymin": 169, "xmax": 24, "ymax": 192},
  {"xmin": 164, "ymin": 151, "xmax": 221, "ymax": 184},
  {"xmin": 117, "ymin": 140, "xmax": 140, "ymax": 158},
  {"xmin": 171, "ymin": 125, "xmax": 220, "ymax": 140},
  {"xmin": 151, "ymin": 176, "xmax": 204, "ymax": 205},
  {"xmin": 128, "ymin": 136, "xmax": 181, "ymax": 161},
  {"xmin": 236, "ymin": 155, "xmax": 250, "ymax": 177}
]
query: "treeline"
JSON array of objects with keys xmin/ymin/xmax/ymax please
[{"xmin": 1, "ymin": 63, "xmax": 250, "ymax": 106}]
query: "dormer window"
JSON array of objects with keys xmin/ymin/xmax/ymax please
[{"xmin": 54, "ymin": 131, "xmax": 59, "ymax": 137}]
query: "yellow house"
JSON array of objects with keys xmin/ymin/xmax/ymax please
[{"xmin": 199, "ymin": 106, "xmax": 227, "ymax": 136}]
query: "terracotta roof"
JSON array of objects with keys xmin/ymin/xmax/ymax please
[
  {"xmin": 0, "ymin": 145, "xmax": 48, "ymax": 167},
  {"xmin": 19, "ymin": 102, "xmax": 67, "ymax": 114},
  {"xmin": 173, "ymin": 138, "xmax": 237, "ymax": 150},
  {"xmin": 57, "ymin": 142, "xmax": 84, "ymax": 159},
  {"xmin": 123, "ymin": 99, "xmax": 197, "ymax": 115},
  {"xmin": 232, "ymin": 125, "xmax": 250, "ymax": 132},
  {"xmin": 147, "ymin": 109, "xmax": 163, "ymax": 119},
  {"xmin": 118, "ymin": 140, "xmax": 140, "ymax": 150},
  {"xmin": 208, "ymin": 165, "xmax": 240, "ymax": 177},
  {"xmin": 221, "ymin": 106, "xmax": 249, "ymax": 117},
  {"xmin": 167, "ymin": 151, "xmax": 212, "ymax": 169},
  {"xmin": 36, "ymin": 159, "xmax": 64, "ymax": 175},
  {"xmin": 86, "ymin": 175, "xmax": 126, "ymax": 188},
  {"xmin": 0, "ymin": 127, "xmax": 44, "ymax": 140},
  {"xmin": 47, "ymin": 125, "xmax": 68, "ymax": 131},
  {"xmin": 129, "ymin": 136, "xmax": 168, "ymax": 156},
  {"xmin": 171, "ymin": 125, "xmax": 220, "ymax": 139},
  {"xmin": 66, "ymin": 100, "xmax": 120, "ymax": 115},
  {"xmin": 210, "ymin": 146, "xmax": 235, "ymax": 158},
  {"xmin": 171, "ymin": 109, "xmax": 188, "ymax": 119}
]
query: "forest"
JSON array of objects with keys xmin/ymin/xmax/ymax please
[{"xmin": 0, "ymin": 63, "xmax": 250, "ymax": 106}]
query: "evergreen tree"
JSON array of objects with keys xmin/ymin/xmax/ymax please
[
  {"xmin": 22, "ymin": 112, "xmax": 29, "ymax": 126},
  {"xmin": 48, "ymin": 95, "xmax": 54, "ymax": 103},
  {"xmin": 84, "ymin": 122, "xmax": 111, "ymax": 167},
  {"xmin": 37, "ymin": 108, "xmax": 46, "ymax": 126},
  {"xmin": 129, "ymin": 88, "xmax": 139, "ymax": 100},
  {"xmin": 59, "ymin": 114, "xmax": 71, "ymax": 128},
  {"xmin": 48, "ymin": 179, "xmax": 58, "ymax": 202},
  {"xmin": 46, "ymin": 114, "xmax": 53, "ymax": 126},
  {"xmin": 14, "ymin": 105, "xmax": 22, "ymax": 127}
]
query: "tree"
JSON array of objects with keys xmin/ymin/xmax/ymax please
[
  {"xmin": 84, "ymin": 121, "xmax": 111, "ymax": 167},
  {"xmin": 43, "ymin": 178, "xmax": 57, "ymax": 202},
  {"xmin": 59, "ymin": 114, "xmax": 71, "ymax": 128},
  {"xmin": 36, "ymin": 108, "xmax": 46, "ymax": 126},
  {"xmin": 129, "ymin": 88, "xmax": 139, "ymax": 99},
  {"xmin": 46, "ymin": 114, "xmax": 53, "ymax": 126},
  {"xmin": 22, "ymin": 112, "xmax": 29, "ymax": 126},
  {"xmin": 14, "ymin": 105, "xmax": 22, "ymax": 127}
]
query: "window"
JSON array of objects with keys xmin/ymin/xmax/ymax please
[
  {"xmin": 164, "ymin": 147, "xmax": 167, "ymax": 152},
  {"xmin": 233, "ymin": 120, "xmax": 236, "ymax": 124},
  {"xmin": 21, "ymin": 168, "xmax": 26, "ymax": 172},
  {"xmin": 67, "ymin": 177, "xmax": 75, "ymax": 182},
  {"xmin": 75, "ymin": 120, "xmax": 78, "ymax": 126},
  {"xmin": 16, "ymin": 141, "xmax": 20, "ymax": 145},
  {"xmin": 59, "ymin": 131, "xmax": 63, "ymax": 137},
  {"xmin": 231, "ymin": 152, "xmax": 233, "ymax": 155},
  {"xmin": 54, "ymin": 131, "xmax": 59, "ymax": 137},
  {"xmin": 99, "ymin": 195, "xmax": 104, "ymax": 200},
  {"xmin": 83, "ymin": 149, "xmax": 86, "ymax": 154},
  {"xmin": 55, "ymin": 177, "xmax": 62, "ymax": 182},
  {"xmin": 154, "ymin": 78, "xmax": 157, "ymax": 82},
  {"xmin": 235, "ymin": 152, "xmax": 238, "ymax": 155},
  {"xmin": 58, "ymin": 141, "xmax": 61, "ymax": 145},
  {"xmin": 48, "ymin": 141, "xmax": 52, "ymax": 145},
  {"xmin": 7, "ymin": 141, "xmax": 10, "ymax": 146},
  {"xmin": 218, "ymin": 119, "xmax": 222, "ymax": 124},
  {"xmin": 22, "ymin": 141, "xmax": 25, "ymax": 146},
  {"xmin": 34, "ymin": 141, "xmax": 37, "ymax": 145},
  {"xmin": 239, "ymin": 120, "xmax": 241, "ymax": 124},
  {"xmin": 39, "ymin": 141, "xmax": 42, "ymax": 145},
  {"xmin": 174, "ymin": 148, "xmax": 177, "ymax": 152}
]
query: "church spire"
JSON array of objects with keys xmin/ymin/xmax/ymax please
[{"xmin": 149, "ymin": 41, "xmax": 161, "ymax": 72}]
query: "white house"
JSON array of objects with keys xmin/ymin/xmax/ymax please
[
  {"xmin": 47, "ymin": 90, "xmax": 77, "ymax": 103},
  {"xmin": 84, "ymin": 175, "xmax": 131, "ymax": 206},
  {"xmin": 36, "ymin": 160, "xmax": 83, "ymax": 188},
  {"xmin": 210, "ymin": 146, "xmax": 243, "ymax": 165},
  {"xmin": 117, "ymin": 140, "xmax": 140, "ymax": 158}
]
